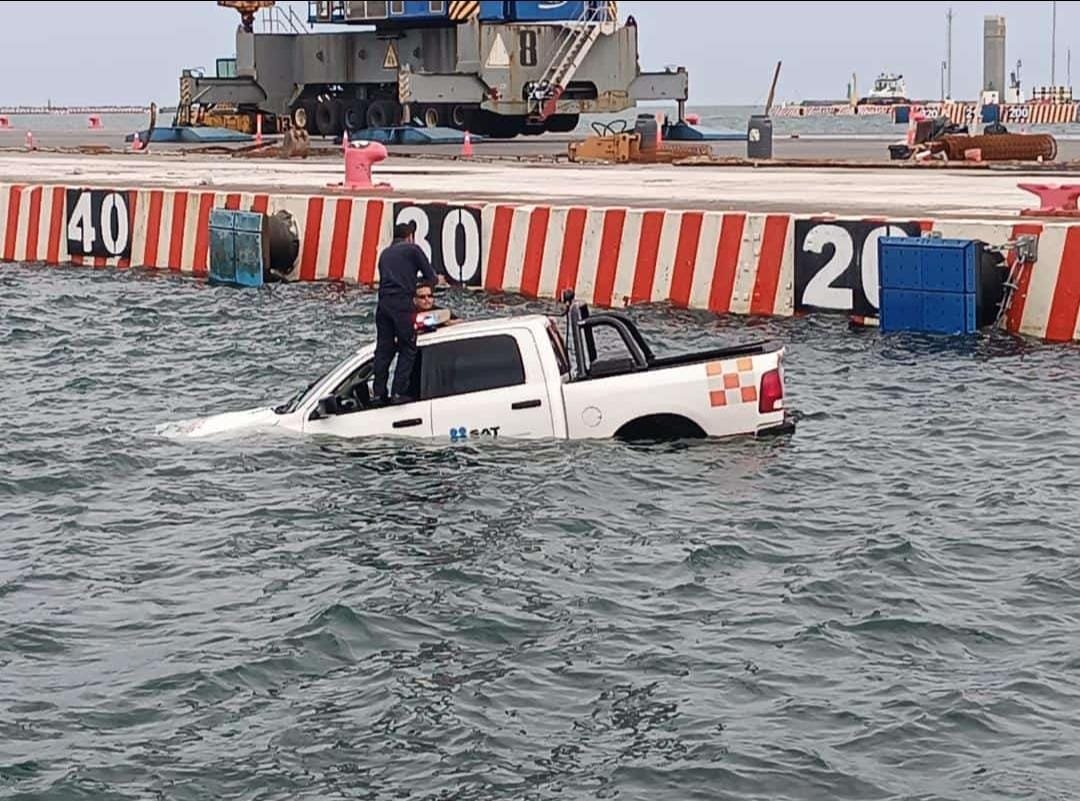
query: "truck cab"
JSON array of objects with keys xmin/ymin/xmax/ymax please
[{"xmin": 299, "ymin": 315, "xmax": 566, "ymax": 441}]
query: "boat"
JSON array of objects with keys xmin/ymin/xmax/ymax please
[{"xmin": 856, "ymin": 73, "xmax": 910, "ymax": 106}]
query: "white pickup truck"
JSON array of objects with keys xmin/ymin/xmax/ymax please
[{"xmin": 162, "ymin": 300, "xmax": 795, "ymax": 442}]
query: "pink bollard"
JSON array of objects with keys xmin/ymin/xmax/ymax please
[{"xmin": 343, "ymin": 139, "xmax": 389, "ymax": 189}]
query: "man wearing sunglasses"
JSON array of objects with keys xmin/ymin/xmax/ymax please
[{"xmin": 412, "ymin": 287, "xmax": 460, "ymax": 328}]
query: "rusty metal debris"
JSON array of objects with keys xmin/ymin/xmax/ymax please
[
  {"xmin": 568, "ymin": 119, "xmax": 712, "ymax": 164},
  {"xmin": 937, "ymin": 133, "xmax": 1058, "ymax": 162}
]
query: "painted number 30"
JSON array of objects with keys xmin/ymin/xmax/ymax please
[
  {"xmin": 67, "ymin": 191, "xmax": 130, "ymax": 257},
  {"xmin": 396, "ymin": 206, "xmax": 481, "ymax": 285},
  {"xmin": 802, "ymin": 224, "xmax": 910, "ymax": 311}
]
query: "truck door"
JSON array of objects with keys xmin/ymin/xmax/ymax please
[
  {"xmin": 422, "ymin": 331, "xmax": 555, "ymax": 441},
  {"xmin": 301, "ymin": 356, "xmax": 434, "ymax": 439}
]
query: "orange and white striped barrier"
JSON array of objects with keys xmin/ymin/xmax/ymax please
[
  {"xmin": 480, "ymin": 203, "xmax": 794, "ymax": 316},
  {"xmin": 1, "ymin": 182, "xmax": 1079, "ymax": 343}
]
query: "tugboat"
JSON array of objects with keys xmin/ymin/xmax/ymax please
[{"xmin": 856, "ymin": 73, "xmax": 909, "ymax": 106}]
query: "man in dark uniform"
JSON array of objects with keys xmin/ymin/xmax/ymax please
[{"xmin": 373, "ymin": 221, "xmax": 438, "ymax": 404}]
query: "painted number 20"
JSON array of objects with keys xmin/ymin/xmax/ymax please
[
  {"xmin": 67, "ymin": 191, "xmax": 130, "ymax": 257},
  {"xmin": 801, "ymin": 224, "xmax": 910, "ymax": 310}
]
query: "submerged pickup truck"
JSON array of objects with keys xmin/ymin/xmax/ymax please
[{"xmin": 163, "ymin": 300, "xmax": 795, "ymax": 442}]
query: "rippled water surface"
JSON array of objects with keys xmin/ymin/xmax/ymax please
[{"xmin": 3, "ymin": 263, "xmax": 1080, "ymax": 801}]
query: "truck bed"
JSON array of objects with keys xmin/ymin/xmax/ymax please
[{"xmin": 578, "ymin": 341, "xmax": 776, "ymax": 381}]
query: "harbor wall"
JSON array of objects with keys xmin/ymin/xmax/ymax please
[
  {"xmin": 775, "ymin": 101, "xmax": 1079, "ymax": 126},
  {"xmin": 1, "ymin": 182, "xmax": 1078, "ymax": 343}
]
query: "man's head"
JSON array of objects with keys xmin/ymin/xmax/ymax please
[
  {"xmin": 393, "ymin": 220, "xmax": 417, "ymax": 243},
  {"xmin": 414, "ymin": 284, "xmax": 435, "ymax": 312}
]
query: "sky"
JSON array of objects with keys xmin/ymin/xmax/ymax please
[{"xmin": 0, "ymin": 1, "xmax": 1074, "ymax": 107}]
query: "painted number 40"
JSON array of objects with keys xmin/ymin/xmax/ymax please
[{"xmin": 65, "ymin": 189, "xmax": 131, "ymax": 258}]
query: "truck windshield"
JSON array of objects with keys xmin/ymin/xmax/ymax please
[{"xmin": 273, "ymin": 365, "xmax": 334, "ymax": 415}]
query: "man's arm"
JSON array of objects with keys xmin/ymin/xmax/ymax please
[{"xmin": 413, "ymin": 244, "xmax": 438, "ymax": 286}]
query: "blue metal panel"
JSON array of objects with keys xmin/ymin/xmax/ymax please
[
  {"xmin": 880, "ymin": 290, "xmax": 977, "ymax": 335},
  {"xmin": 922, "ymin": 240, "xmax": 977, "ymax": 293},
  {"xmin": 511, "ymin": 1, "xmax": 587, "ymax": 21},
  {"xmin": 878, "ymin": 238, "xmax": 922, "ymax": 290},
  {"xmin": 401, "ymin": 0, "xmax": 447, "ymax": 19},
  {"xmin": 479, "ymin": 1, "xmax": 508, "ymax": 20},
  {"xmin": 878, "ymin": 237, "xmax": 977, "ymax": 293},
  {"xmin": 209, "ymin": 209, "xmax": 266, "ymax": 288},
  {"xmin": 880, "ymin": 289, "xmax": 922, "ymax": 332},
  {"xmin": 923, "ymin": 291, "xmax": 976, "ymax": 334}
]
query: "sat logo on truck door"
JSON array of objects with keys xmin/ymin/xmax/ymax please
[{"xmin": 449, "ymin": 426, "xmax": 501, "ymax": 441}]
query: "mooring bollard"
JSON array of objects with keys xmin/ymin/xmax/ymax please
[{"xmin": 341, "ymin": 138, "xmax": 390, "ymax": 190}]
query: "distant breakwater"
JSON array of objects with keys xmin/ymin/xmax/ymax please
[{"xmin": 0, "ymin": 105, "xmax": 176, "ymax": 115}]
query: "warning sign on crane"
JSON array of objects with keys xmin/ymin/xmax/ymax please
[
  {"xmin": 384, "ymin": 41, "xmax": 399, "ymax": 70},
  {"xmin": 485, "ymin": 33, "xmax": 510, "ymax": 69}
]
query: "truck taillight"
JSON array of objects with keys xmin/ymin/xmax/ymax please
[{"xmin": 759, "ymin": 368, "xmax": 783, "ymax": 413}]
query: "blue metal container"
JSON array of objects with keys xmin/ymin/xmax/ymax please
[
  {"xmin": 209, "ymin": 209, "xmax": 268, "ymax": 288},
  {"xmin": 878, "ymin": 237, "xmax": 981, "ymax": 335}
]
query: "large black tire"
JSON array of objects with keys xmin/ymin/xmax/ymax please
[
  {"xmin": 343, "ymin": 100, "xmax": 369, "ymax": 132},
  {"xmin": 545, "ymin": 113, "xmax": 580, "ymax": 133},
  {"xmin": 470, "ymin": 110, "xmax": 523, "ymax": 139},
  {"xmin": 366, "ymin": 99, "xmax": 401, "ymax": 129},
  {"xmin": 315, "ymin": 99, "xmax": 343, "ymax": 137},
  {"xmin": 449, "ymin": 105, "xmax": 471, "ymax": 130}
]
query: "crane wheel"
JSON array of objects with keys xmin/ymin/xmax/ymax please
[
  {"xmin": 315, "ymin": 99, "xmax": 343, "ymax": 137},
  {"xmin": 292, "ymin": 105, "xmax": 308, "ymax": 130},
  {"xmin": 421, "ymin": 106, "xmax": 443, "ymax": 128},
  {"xmin": 366, "ymin": 99, "xmax": 401, "ymax": 130},
  {"xmin": 343, "ymin": 100, "xmax": 369, "ymax": 132}
]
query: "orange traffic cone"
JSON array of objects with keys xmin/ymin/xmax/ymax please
[{"xmin": 461, "ymin": 130, "xmax": 473, "ymax": 158}]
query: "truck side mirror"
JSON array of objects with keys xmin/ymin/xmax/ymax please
[{"xmin": 311, "ymin": 395, "xmax": 339, "ymax": 420}]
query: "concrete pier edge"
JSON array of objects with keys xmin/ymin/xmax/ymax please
[{"xmin": 2, "ymin": 181, "xmax": 1078, "ymax": 343}]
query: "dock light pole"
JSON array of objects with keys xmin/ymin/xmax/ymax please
[
  {"xmin": 1051, "ymin": 0, "xmax": 1057, "ymax": 86},
  {"xmin": 941, "ymin": 61, "xmax": 946, "ymax": 101},
  {"xmin": 946, "ymin": 6, "xmax": 953, "ymax": 99}
]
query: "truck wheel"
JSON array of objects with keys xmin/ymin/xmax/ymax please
[
  {"xmin": 545, "ymin": 113, "xmax": 580, "ymax": 133},
  {"xmin": 343, "ymin": 100, "xmax": 369, "ymax": 132},
  {"xmin": 420, "ymin": 105, "xmax": 443, "ymax": 128},
  {"xmin": 450, "ymin": 105, "xmax": 471, "ymax": 130},
  {"xmin": 616, "ymin": 414, "xmax": 706, "ymax": 441},
  {"xmin": 315, "ymin": 99, "xmax": 343, "ymax": 137},
  {"xmin": 366, "ymin": 99, "xmax": 401, "ymax": 130}
]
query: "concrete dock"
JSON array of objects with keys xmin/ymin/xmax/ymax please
[
  {"xmin": 1, "ymin": 128, "xmax": 1078, "ymax": 345},
  {"xmin": 0, "ymin": 148, "xmax": 1074, "ymax": 220}
]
